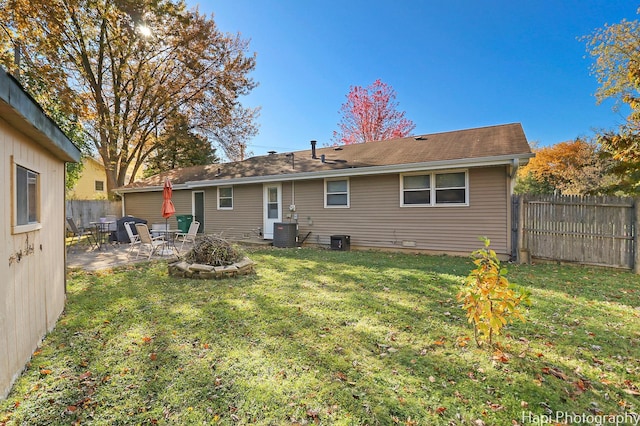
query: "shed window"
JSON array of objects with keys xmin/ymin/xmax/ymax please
[
  {"xmin": 218, "ymin": 186, "xmax": 233, "ymax": 209},
  {"xmin": 401, "ymin": 170, "xmax": 468, "ymax": 206},
  {"xmin": 325, "ymin": 178, "xmax": 349, "ymax": 208},
  {"xmin": 95, "ymin": 180, "xmax": 104, "ymax": 191},
  {"xmin": 16, "ymin": 164, "xmax": 39, "ymax": 225}
]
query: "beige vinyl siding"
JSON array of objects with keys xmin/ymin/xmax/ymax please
[
  {"xmin": 124, "ymin": 185, "xmax": 265, "ymax": 239},
  {"xmin": 207, "ymin": 184, "xmax": 263, "ymax": 238},
  {"xmin": 121, "ymin": 166, "xmax": 511, "ymax": 256},
  {"xmin": 1, "ymin": 119, "xmax": 68, "ymax": 399},
  {"xmin": 292, "ymin": 167, "xmax": 510, "ymax": 255},
  {"xmin": 124, "ymin": 189, "xmax": 192, "ymax": 229}
]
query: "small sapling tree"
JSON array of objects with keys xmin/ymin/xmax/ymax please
[{"xmin": 457, "ymin": 237, "xmax": 529, "ymax": 347}]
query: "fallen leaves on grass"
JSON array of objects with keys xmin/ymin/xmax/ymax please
[
  {"xmin": 623, "ymin": 380, "xmax": 640, "ymax": 395},
  {"xmin": 486, "ymin": 401, "xmax": 505, "ymax": 411},
  {"xmin": 542, "ymin": 366, "xmax": 568, "ymax": 381},
  {"xmin": 575, "ymin": 379, "xmax": 589, "ymax": 393},
  {"xmin": 334, "ymin": 372, "xmax": 348, "ymax": 382},
  {"xmin": 492, "ymin": 350, "xmax": 509, "ymax": 363},
  {"xmin": 456, "ymin": 336, "xmax": 470, "ymax": 347}
]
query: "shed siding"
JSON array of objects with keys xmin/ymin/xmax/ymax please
[
  {"xmin": 1, "ymin": 119, "xmax": 67, "ymax": 399},
  {"xmin": 121, "ymin": 166, "xmax": 510, "ymax": 256}
]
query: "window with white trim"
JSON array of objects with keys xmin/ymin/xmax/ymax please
[
  {"xmin": 435, "ymin": 172, "xmax": 466, "ymax": 204},
  {"xmin": 218, "ymin": 186, "xmax": 233, "ymax": 209},
  {"xmin": 401, "ymin": 170, "xmax": 468, "ymax": 206},
  {"xmin": 15, "ymin": 164, "xmax": 40, "ymax": 225},
  {"xmin": 402, "ymin": 174, "xmax": 430, "ymax": 205},
  {"xmin": 325, "ymin": 178, "xmax": 349, "ymax": 208}
]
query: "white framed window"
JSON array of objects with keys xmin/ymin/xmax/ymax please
[
  {"xmin": 402, "ymin": 174, "xmax": 431, "ymax": 205},
  {"xmin": 13, "ymin": 160, "xmax": 41, "ymax": 233},
  {"xmin": 325, "ymin": 178, "xmax": 350, "ymax": 208},
  {"xmin": 400, "ymin": 170, "xmax": 468, "ymax": 207},
  {"xmin": 435, "ymin": 172, "xmax": 467, "ymax": 204},
  {"xmin": 217, "ymin": 186, "xmax": 233, "ymax": 209}
]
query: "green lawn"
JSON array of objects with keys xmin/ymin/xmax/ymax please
[{"xmin": 1, "ymin": 248, "xmax": 639, "ymax": 425}]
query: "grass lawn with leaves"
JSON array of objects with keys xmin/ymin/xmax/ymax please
[{"xmin": 1, "ymin": 248, "xmax": 639, "ymax": 425}]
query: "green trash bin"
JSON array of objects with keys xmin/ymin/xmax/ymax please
[{"xmin": 176, "ymin": 214, "xmax": 193, "ymax": 233}]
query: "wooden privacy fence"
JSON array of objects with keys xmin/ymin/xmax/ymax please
[
  {"xmin": 65, "ymin": 199, "xmax": 122, "ymax": 228},
  {"xmin": 514, "ymin": 195, "xmax": 640, "ymax": 273}
]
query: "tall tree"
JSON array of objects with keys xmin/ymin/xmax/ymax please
[
  {"xmin": 332, "ymin": 79, "xmax": 415, "ymax": 145},
  {"xmin": 0, "ymin": 0, "xmax": 258, "ymax": 197},
  {"xmin": 0, "ymin": 32, "xmax": 91, "ymax": 190},
  {"xmin": 584, "ymin": 11, "xmax": 640, "ymax": 194},
  {"xmin": 515, "ymin": 138, "xmax": 616, "ymax": 195},
  {"xmin": 143, "ymin": 113, "xmax": 220, "ymax": 178}
]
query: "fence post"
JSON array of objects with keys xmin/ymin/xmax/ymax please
[
  {"xmin": 517, "ymin": 195, "xmax": 528, "ymax": 264},
  {"xmin": 635, "ymin": 198, "xmax": 640, "ymax": 275}
]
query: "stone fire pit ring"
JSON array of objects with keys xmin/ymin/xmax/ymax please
[{"xmin": 168, "ymin": 257, "xmax": 255, "ymax": 279}]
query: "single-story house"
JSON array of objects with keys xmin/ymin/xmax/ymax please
[
  {"xmin": 0, "ymin": 66, "xmax": 81, "ymax": 399},
  {"xmin": 116, "ymin": 123, "xmax": 533, "ymax": 258}
]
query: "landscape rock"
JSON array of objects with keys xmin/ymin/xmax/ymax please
[{"xmin": 168, "ymin": 258, "xmax": 253, "ymax": 280}]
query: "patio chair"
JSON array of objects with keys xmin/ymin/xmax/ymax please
[
  {"xmin": 175, "ymin": 220, "xmax": 200, "ymax": 251},
  {"xmin": 66, "ymin": 217, "xmax": 96, "ymax": 252},
  {"xmin": 135, "ymin": 223, "xmax": 165, "ymax": 260},
  {"xmin": 123, "ymin": 221, "xmax": 141, "ymax": 257}
]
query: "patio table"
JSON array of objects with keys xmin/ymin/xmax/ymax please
[
  {"xmin": 90, "ymin": 221, "xmax": 114, "ymax": 251},
  {"xmin": 155, "ymin": 229, "xmax": 179, "ymax": 255}
]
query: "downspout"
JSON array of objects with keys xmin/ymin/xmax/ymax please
[
  {"xmin": 509, "ymin": 158, "xmax": 520, "ymax": 195},
  {"xmin": 114, "ymin": 190, "xmax": 125, "ymax": 217},
  {"xmin": 509, "ymin": 158, "xmax": 520, "ymax": 262}
]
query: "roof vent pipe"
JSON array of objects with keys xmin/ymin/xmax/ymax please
[
  {"xmin": 320, "ymin": 154, "xmax": 325, "ymax": 163},
  {"xmin": 310, "ymin": 140, "xmax": 317, "ymax": 159}
]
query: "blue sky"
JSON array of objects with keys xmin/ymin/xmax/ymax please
[{"xmin": 190, "ymin": 1, "xmax": 637, "ymax": 156}]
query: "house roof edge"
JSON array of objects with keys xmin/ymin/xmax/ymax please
[{"xmin": 117, "ymin": 152, "xmax": 534, "ymax": 193}]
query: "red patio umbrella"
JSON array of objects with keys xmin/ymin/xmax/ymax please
[{"xmin": 161, "ymin": 178, "xmax": 176, "ymax": 229}]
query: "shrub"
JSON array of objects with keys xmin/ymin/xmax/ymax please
[{"xmin": 457, "ymin": 237, "xmax": 529, "ymax": 347}]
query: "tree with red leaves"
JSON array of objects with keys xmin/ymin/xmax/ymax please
[{"xmin": 332, "ymin": 79, "xmax": 415, "ymax": 145}]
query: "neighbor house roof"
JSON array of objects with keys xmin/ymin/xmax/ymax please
[
  {"xmin": 0, "ymin": 66, "xmax": 81, "ymax": 162},
  {"xmin": 117, "ymin": 123, "xmax": 533, "ymax": 193}
]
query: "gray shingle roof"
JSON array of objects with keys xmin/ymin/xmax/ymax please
[{"xmin": 120, "ymin": 123, "xmax": 531, "ymax": 190}]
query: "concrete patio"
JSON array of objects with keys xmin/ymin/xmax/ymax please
[
  {"xmin": 65, "ymin": 242, "xmax": 180, "ymax": 271},
  {"xmin": 66, "ymin": 237, "xmax": 272, "ymax": 271}
]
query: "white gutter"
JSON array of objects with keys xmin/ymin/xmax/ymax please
[{"xmin": 116, "ymin": 152, "xmax": 535, "ymax": 194}]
